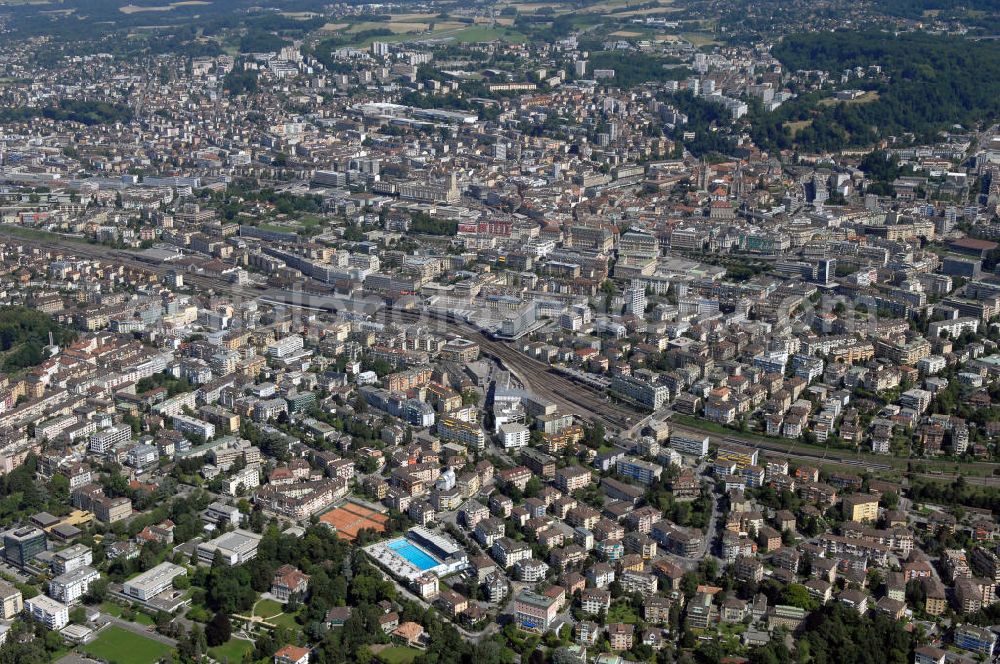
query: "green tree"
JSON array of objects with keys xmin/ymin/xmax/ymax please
[
  {"xmin": 206, "ymin": 611, "xmax": 232, "ymax": 647},
  {"xmin": 781, "ymin": 583, "xmax": 818, "ymax": 610}
]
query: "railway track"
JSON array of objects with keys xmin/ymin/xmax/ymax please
[
  {"xmin": 10, "ymin": 231, "xmax": 1000, "ymax": 484},
  {"xmin": 383, "ymin": 307, "xmax": 635, "ymax": 428},
  {"xmin": 3, "ymin": 231, "xmax": 634, "ymax": 426},
  {"xmin": 670, "ymin": 421, "xmax": 1000, "ymax": 486}
]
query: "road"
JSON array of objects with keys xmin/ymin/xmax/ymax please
[{"xmin": 699, "ymin": 473, "xmax": 722, "ymax": 563}]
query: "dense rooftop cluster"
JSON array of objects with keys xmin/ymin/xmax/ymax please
[{"xmin": 1, "ymin": 1, "xmax": 1000, "ymax": 664}]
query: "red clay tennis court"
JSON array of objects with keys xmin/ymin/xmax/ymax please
[{"xmin": 320, "ymin": 502, "xmax": 389, "ymax": 540}]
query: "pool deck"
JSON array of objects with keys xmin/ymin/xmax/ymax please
[
  {"xmin": 388, "ymin": 539, "xmax": 441, "ymax": 571},
  {"xmin": 365, "ymin": 537, "xmax": 445, "ymax": 581}
]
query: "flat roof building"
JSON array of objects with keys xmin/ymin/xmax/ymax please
[
  {"xmin": 196, "ymin": 529, "xmax": 262, "ymax": 566},
  {"xmin": 48, "ymin": 565, "xmax": 99, "ymax": 605},
  {"xmin": 25, "ymin": 594, "xmax": 69, "ymax": 630},
  {"xmin": 514, "ymin": 589, "xmax": 561, "ymax": 632},
  {"xmin": 3, "ymin": 526, "xmax": 47, "ymax": 568},
  {"xmin": 122, "ymin": 562, "xmax": 187, "ymax": 602}
]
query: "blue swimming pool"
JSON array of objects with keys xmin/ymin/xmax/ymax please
[{"xmin": 387, "ymin": 539, "xmax": 441, "ymax": 570}]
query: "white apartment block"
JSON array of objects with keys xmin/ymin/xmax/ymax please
[
  {"xmin": 88, "ymin": 424, "xmax": 132, "ymax": 454},
  {"xmin": 172, "ymin": 414, "xmax": 216, "ymax": 440},
  {"xmin": 928, "ymin": 317, "xmax": 979, "ymax": 339},
  {"xmin": 52, "ymin": 544, "xmax": 93, "ymax": 575},
  {"xmin": 25, "ymin": 595, "xmax": 69, "ymax": 630},
  {"xmin": 499, "ymin": 423, "xmax": 530, "ymax": 450},
  {"xmin": 225, "ymin": 464, "xmax": 261, "ymax": 496},
  {"xmin": 268, "ymin": 335, "xmax": 304, "ymax": 358},
  {"xmin": 48, "ymin": 566, "xmax": 99, "ymax": 604},
  {"xmin": 152, "ymin": 391, "xmax": 198, "ymax": 417},
  {"xmin": 35, "ymin": 415, "xmax": 78, "ymax": 442}
]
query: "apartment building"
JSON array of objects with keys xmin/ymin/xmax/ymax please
[
  {"xmin": 514, "ymin": 589, "xmax": 561, "ymax": 632},
  {"xmin": 616, "ymin": 457, "xmax": 663, "ymax": 485},
  {"xmin": 556, "ymin": 466, "xmax": 592, "ymax": 493},
  {"xmin": 48, "ymin": 566, "xmax": 100, "ymax": 604},
  {"xmin": 25, "ymin": 595, "xmax": 69, "ymax": 630}
]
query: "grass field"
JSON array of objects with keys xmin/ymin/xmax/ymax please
[
  {"xmin": 613, "ymin": 4, "xmax": 680, "ymax": 16},
  {"xmin": 389, "ymin": 12, "xmax": 438, "ymax": 20},
  {"xmin": 502, "ymin": 2, "xmax": 567, "ymax": 13},
  {"xmin": 582, "ymin": 0, "xmax": 638, "ymax": 11},
  {"xmin": 347, "ymin": 23, "xmax": 527, "ymax": 46},
  {"xmin": 100, "ymin": 602, "xmax": 124, "ymax": 617},
  {"xmin": 451, "ymin": 26, "xmax": 527, "ymax": 43},
  {"xmin": 269, "ymin": 610, "xmax": 302, "ymax": 629},
  {"xmin": 297, "ymin": 216, "xmax": 323, "ymax": 230},
  {"xmin": 209, "ymin": 637, "xmax": 255, "ymax": 664},
  {"xmin": 681, "ymin": 31, "xmax": 721, "ymax": 46},
  {"xmin": 346, "ymin": 19, "xmax": 466, "ymax": 34},
  {"xmin": 257, "ymin": 223, "xmax": 297, "ymax": 233},
  {"xmin": 81, "ymin": 626, "xmax": 173, "ymax": 664},
  {"xmin": 377, "ymin": 646, "xmax": 423, "ymax": 664}
]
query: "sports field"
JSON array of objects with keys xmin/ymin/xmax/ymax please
[
  {"xmin": 81, "ymin": 626, "xmax": 173, "ymax": 663},
  {"xmin": 320, "ymin": 502, "xmax": 389, "ymax": 540}
]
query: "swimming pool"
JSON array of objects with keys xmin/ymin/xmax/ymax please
[{"xmin": 387, "ymin": 539, "xmax": 441, "ymax": 571}]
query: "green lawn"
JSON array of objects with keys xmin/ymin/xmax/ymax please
[
  {"xmin": 210, "ymin": 637, "xmax": 255, "ymax": 664},
  {"xmin": 133, "ymin": 611, "xmax": 156, "ymax": 626},
  {"xmin": 680, "ymin": 31, "xmax": 722, "ymax": 46},
  {"xmin": 378, "ymin": 646, "xmax": 423, "ymax": 664},
  {"xmin": 607, "ymin": 601, "xmax": 639, "ymax": 624},
  {"xmin": 253, "ymin": 598, "xmax": 301, "ymax": 630},
  {"xmin": 81, "ymin": 626, "xmax": 173, "ymax": 664},
  {"xmin": 253, "ymin": 598, "xmax": 284, "ymax": 618},
  {"xmin": 100, "ymin": 602, "xmax": 123, "ymax": 618},
  {"xmin": 268, "ymin": 610, "xmax": 302, "ymax": 630},
  {"xmin": 98, "ymin": 601, "xmax": 154, "ymax": 625}
]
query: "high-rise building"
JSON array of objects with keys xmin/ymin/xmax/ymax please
[
  {"xmin": 626, "ymin": 279, "xmax": 647, "ymax": 316},
  {"xmin": 816, "ymin": 258, "xmax": 835, "ymax": 285},
  {"xmin": 2, "ymin": 526, "xmax": 47, "ymax": 568}
]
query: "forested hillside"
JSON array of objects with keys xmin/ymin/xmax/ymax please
[{"xmin": 752, "ymin": 31, "xmax": 1000, "ymax": 152}]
